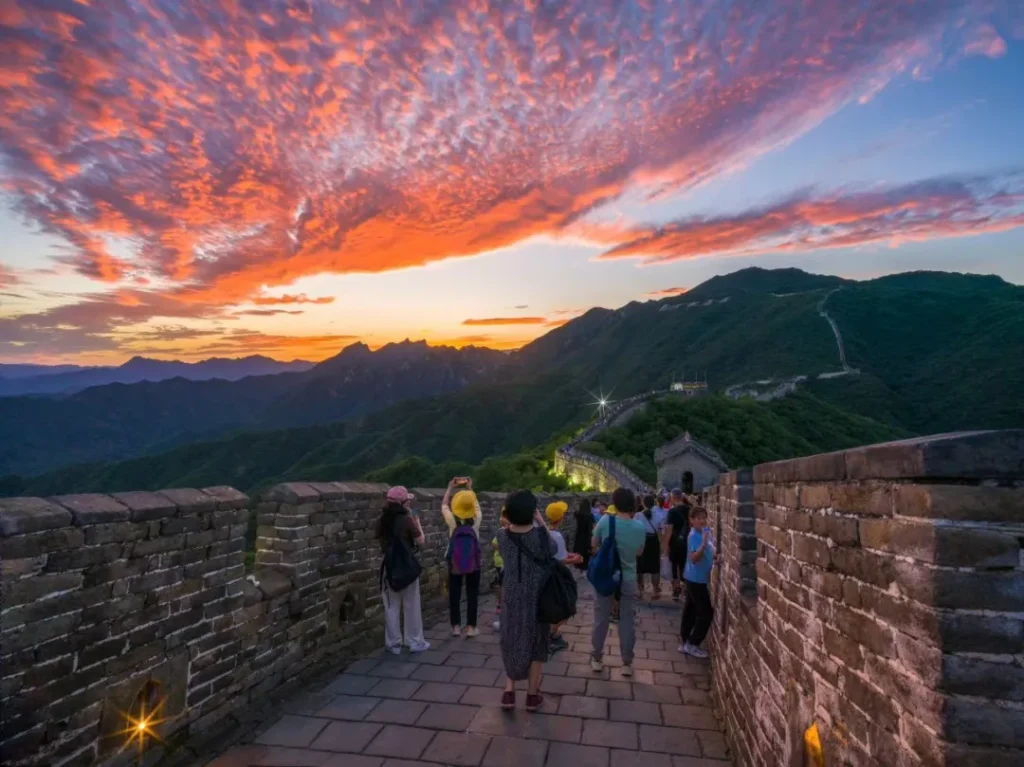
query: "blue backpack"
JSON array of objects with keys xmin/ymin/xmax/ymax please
[{"xmin": 587, "ymin": 516, "xmax": 622, "ymax": 596}]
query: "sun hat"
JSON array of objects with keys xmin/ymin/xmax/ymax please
[
  {"xmin": 605, "ymin": 504, "xmax": 618, "ymax": 515},
  {"xmin": 386, "ymin": 486, "xmax": 415, "ymax": 503},
  {"xmin": 545, "ymin": 501, "xmax": 568, "ymax": 523},
  {"xmin": 451, "ymin": 490, "xmax": 478, "ymax": 520}
]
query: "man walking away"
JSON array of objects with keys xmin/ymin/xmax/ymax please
[
  {"xmin": 590, "ymin": 487, "xmax": 646, "ymax": 677},
  {"xmin": 662, "ymin": 488, "xmax": 691, "ymax": 602}
]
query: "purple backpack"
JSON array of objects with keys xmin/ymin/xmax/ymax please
[{"xmin": 447, "ymin": 523, "xmax": 481, "ymax": 575}]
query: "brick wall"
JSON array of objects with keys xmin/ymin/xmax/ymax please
[
  {"xmin": 1, "ymin": 482, "xmax": 598, "ymax": 767},
  {"xmin": 705, "ymin": 430, "xmax": 1024, "ymax": 767}
]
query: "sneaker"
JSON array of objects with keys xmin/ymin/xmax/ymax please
[
  {"xmin": 683, "ymin": 643, "xmax": 709, "ymax": 659},
  {"xmin": 451, "ymin": 626, "xmax": 462, "ymax": 637},
  {"xmin": 621, "ymin": 664, "xmax": 633, "ymax": 677},
  {"xmin": 465, "ymin": 626, "xmax": 480, "ymax": 638},
  {"xmin": 525, "ymin": 693, "xmax": 544, "ymax": 712},
  {"xmin": 408, "ymin": 641, "xmax": 431, "ymax": 653},
  {"xmin": 590, "ymin": 658, "xmax": 603, "ymax": 672},
  {"xmin": 501, "ymin": 690, "xmax": 515, "ymax": 710},
  {"xmin": 492, "ymin": 619, "xmax": 501, "ymax": 630},
  {"xmin": 549, "ymin": 635, "xmax": 569, "ymax": 653},
  {"xmin": 386, "ymin": 645, "xmax": 402, "ymax": 655}
]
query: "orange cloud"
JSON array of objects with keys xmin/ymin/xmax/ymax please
[
  {"xmin": 462, "ymin": 317, "xmax": 547, "ymax": 326},
  {"xmin": 645, "ymin": 287, "xmax": 690, "ymax": 298},
  {"xmin": 251, "ymin": 294, "xmax": 335, "ymax": 306},
  {"xmin": 600, "ymin": 176, "xmax": 1024, "ymax": 264},
  {"xmin": 0, "ymin": 0, "xmax": 997, "ymax": 316}
]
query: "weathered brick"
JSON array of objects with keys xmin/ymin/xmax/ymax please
[
  {"xmin": 83, "ymin": 522, "xmax": 147, "ymax": 545},
  {"xmin": 201, "ymin": 486, "xmax": 249, "ymax": 509},
  {"xmin": 0, "ymin": 497, "xmax": 71, "ymax": 536},
  {"xmin": 110, "ymin": 490, "xmax": 179, "ymax": 521},
  {"xmin": 831, "ymin": 547, "xmax": 894, "ymax": 589},
  {"xmin": 860, "ymin": 519, "xmax": 1018, "ymax": 568},
  {"xmin": 1, "ymin": 572, "xmax": 83, "ymax": 606},
  {"xmin": 894, "ymin": 484, "xmax": 1024, "ymax": 522},
  {"xmin": 942, "ymin": 655, "xmax": 1024, "ymax": 702},
  {"xmin": 157, "ymin": 488, "xmax": 217, "ymax": 514},
  {"xmin": 0, "ymin": 526, "xmax": 86, "ymax": 559},
  {"xmin": 0, "ymin": 584, "xmax": 109, "ymax": 631},
  {"xmin": 790, "ymin": 532, "xmax": 830, "ymax": 568},
  {"xmin": 50, "ymin": 494, "xmax": 130, "ymax": 526},
  {"xmin": 832, "ymin": 603, "xmax": 895, "ymax": 658},
  {"xmin": 0, "ymin": 612, "xmax": 83, "ymax": 653},
  {"xmin": 945, "ymin": 698, "xmax": 1023, "ymax": 748}
]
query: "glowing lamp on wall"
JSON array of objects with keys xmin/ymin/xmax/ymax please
[
  {"xmin": 804, "ymin": 722, "xmax": 824, "ymax": 767},
  {"xmin": 114, "ymin": 680, "xmax": 169, "ymax": 763}
]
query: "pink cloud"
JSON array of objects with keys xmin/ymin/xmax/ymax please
[
  {"xmin": 963, "ymin": 23, "xmax": 1008, "ymax": 58},
  {"xmin": 599, "ymin": 174, "xmax": 1024, "ymax": 264}
]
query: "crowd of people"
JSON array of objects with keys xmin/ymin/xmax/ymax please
[{"xmin": 376, "ymin": 477, "xmax": 717, "ymax": 712}]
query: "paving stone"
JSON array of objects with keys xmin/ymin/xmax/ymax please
[
  {"xmin": 412, "ymin": 682, "xmax": 469, "ymax": 703},
  {"xmin": 365, "ymin": 700, "xmax": 429, "ymax": 725},
  {"xmin": 587, "ymin": 680, "xmax": 633, "ymax": 699},
  {"xmin": 310, "ymin": 721, "xmax": 385, "ymax": 752},
  {"xmin": 540, "ymin": 675, "xmax": 586, "ymax": 695},
  {"xmin": 445, "ymin": 652, "xmax": 489, "ymax": 667},
  {"xmin": 320, "ymin": 752, "xmax": 385, "ymax": 766},
  {"xmin": 410, "ymin": 649, "xmax": 451, "ymax": 665},
  {"xmin": 611, "ymin": 668, "xmax": 655, "ymax": 684},
  {"xmin": 421, "ymin": 731, "xmax": 492, "ymax": 766},
  {"xmin": 326, "ymin": 675, "xmax": 383, "ymax": 696},
  {"xmin": 671, "ymin": 758, "xmax": 732, "ymax": 766},
  {"xmin": 217, "ymin": 745, "xmax": 334, "ymax": 766},
  {"xmin": 255, "ymin": 716, "xmax": 331, "ymax": 748},
  {"xmin": 633, "ymin": 685, "xmax": 682, "ymax": 704},
  {"xmin": 558, "ymin": 695, "xmax": 609, "ymax": 719},
  {"xmin": 567, "ymin": 663, "xmax": 608, "ymax": 679},
  {"xmin": 484, "ymin": 655, "xmax": 507, "ymax": 670},
  {"xmin": 461, "ymin": 686, "xmax": 504, "ymax": 707},
  {"xmin": 581, "ymin": 720, "xmax": 638, "ymax": 749},
  {"xmin": 346, "ymin": 659, "xmax": 380, "ymax": 675},
  {"xmin": 696, "ymin": 731, "xmax": 729, "ymax": 759},
  {"xmin": 524, "ymin": 713, "xmax": 583, "ymax": 743},
  {"xmin": 370, "ymin": 662, "xmax": 420, "ymax": 679},
  {"xmin": 639, "ymin": 725, "xmax": 701, "ymax": 756},
  {"xmin": 544, "ymin": 660, "xmax": 569, "ymax": 675},
  {"xmin": 368, "ymin": 679, "xmax": 423, "ymax": 699},
  {"xmin": 315, "ymin": 695, "xmax": 382, "ymax": 721},
  {"xmin": 453, "ymin": 668, "xmax": 502, "ymax": 687},
  {"xmin": 545, "ymin": 741, "xmax": 610, "ymax": 767},
  {"xmin": 469, "ymin": 707, "xmax": 529, "ymax": 738},
  {"xmin": 661, "ymin": 705, "xmax": 719, "ymax": 731},
  {"xmin": 610, "ymin": 749, "xmax": 674, "ymax": 767},
  {"xmin": 416, "ymin": 703, "xmax": 479, "ymax": 731},
  {"xmin": 363, "ymin": 725, "xmax": 436, "ymax": 760},
  {"xmin": 653, "ymin": 672, "xmax": 689, "ymax": 687},
  {"xmin": 410, "ymin": 664, "xmax": 460, "ymax": 683},
  {"xmin": 677, "ymin": 689, "xmax": 711, "ymax": 707},
  {"xmin": 609, "ymin": 699, "xmax": 661, "ymax": 725},
  {"xmin": 481, "ymin": 735, "xmax": 549, "ymax": 767}
]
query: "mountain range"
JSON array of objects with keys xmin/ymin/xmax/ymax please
[
  {"xmin": 0, "ymin": 354, "xmax": 313, "ymax": 397},
  {"xmin": 2, "ymin": 266, "xmax": 1022, "ymax": 496}
]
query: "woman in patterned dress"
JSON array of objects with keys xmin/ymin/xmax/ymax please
[{"xmin": 497, "ymin": 489, "xmax": 557, "ymax": 712}]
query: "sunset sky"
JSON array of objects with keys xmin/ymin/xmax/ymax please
[{"xmin": 1, "ymin": 0, "xmax": 1022, "ymax": 364}]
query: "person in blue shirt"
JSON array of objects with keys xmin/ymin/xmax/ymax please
[
  {"xmin": 590, "ymin": 487, "xmax": 647, "ymax": 676},
  {"xmin": 679, "ymin": 506, "xmax": 715, "ymax": 659}
]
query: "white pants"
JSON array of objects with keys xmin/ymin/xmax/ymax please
[{"xmin": 384, "ymin": 577, "xmax": 427, "ymax": 650}]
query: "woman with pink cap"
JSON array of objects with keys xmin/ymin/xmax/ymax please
[{"xmin": 377, "ymin": 486, "xmax": 430, "ymax": 654}]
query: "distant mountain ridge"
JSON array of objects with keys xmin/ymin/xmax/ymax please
[
  {"xmin": 1, "ymin": 266, "xmax": 1021, "ymax": 490},
  {"xmin": 0, "ymin": 354, "xmax": 314, "ymax": 396}
]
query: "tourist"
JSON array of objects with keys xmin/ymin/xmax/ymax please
[
  {"xmin": 491, "ymin": 508, "xmax": 509, "ymax": 630},
  {"xmin": 590, "ymin": 487, "xmax": 646, "ymax": 676},
  {"xmin": 572, "ymin": 498, "xmax": 595, "ymax": 570},
  {"xmin": 544, "ymin": 501, "xmax": 582, "ymax": 653},
  {"xmin": 377, "ymin": 486, "xmax": 430, "ymax": 654},
  {"xmin": 441, "ymin": 477, "xmax": 482, "ymax": 637},
  {"xmin": 497, "ymin": 489, "xmax": 556, "ymax": 711},
  {"xmin": 636, "ymin": 493, "xmax": 664, "ymax": 599},
  {"xmin": 679, "ymin": 506, "xmax": 715, "ymax": 658},
  {"xmin": 663, "ymin": 488, "xmax": 691, "ymax": 602},
  {"xmin": 592, "ymin": 498, "xmax": 606, "ymax": 521}
]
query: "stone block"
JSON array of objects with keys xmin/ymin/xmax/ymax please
[
  {"xmin": 264, "ymin": 483, "xmax": 320, "ymax": 504},
  {"xmin": 84, "ymin": 521, "xmax": 147, "ymax": 545},
  {"xmin": 942, "ymin": 655, "xmax": 1024, "ymax": 702},
  {"xmin": 156, "ymin": 488, "xmax": 216, "ymax": 514},
  {"xmin": 861, "ymin": 519, "xmax": 1019, "ymax": 568},
  {"xmin": 790, "ymin": 533, "xmax": 830, "ymax": 569},
  {"xmin": 1, "ymin": 571, "xmax": 83, "ymax": 606},
  {"xmin": 111, "ymin": 490, "xmax": 179, "ymax": 521},
  {"xmin": 893, "ymin": 561, "xmax": 1024, "ymax": 613},
  {"xmin": 50, "ymin": 494, "xmax": 130, "ymax": 525},
  {"xmin": 201, "ymin": 486, "xmax": 249, "ymax": 509},
  {"xmin": 945, "ymin": 697, "xmax": 1023, "ymax": 748},
  {"xmin": 0, "ymin": 497, "xmax": 71, "ymax": 536},
  {"xmin": 831, "ymin": 547, "xmax": 894, "ymax": 589},
  {"xmin": 832, "ymin": 603, "xmax": 895, "ymax": 657},
  {"xmin": 829, "ymin": 481, "xmax": 894, "ymax": 516},
  {"xmin": 844, "ymin": 430, "xmax": 1024, "ymax": 481},
  {"xmin": 939, "ymin": 614, "xmax": 1023, "ymax": 655},
  {"xmin": 895, "ymin": 484, "xmax": 1024, "ymax": 522},
  {"xmin": 0, "ymin": 526, "xmax": 85, "ymax": 559},
  {"xmin": 754, "ymin": 450, "xmax": 847, "ymax": 484}
]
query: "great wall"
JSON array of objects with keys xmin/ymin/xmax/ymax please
[{"xmin": 2, "ymin": 429, "xmax": 1021, "ymax": 767}]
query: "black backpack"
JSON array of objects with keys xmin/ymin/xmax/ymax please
[
  {"xmin": 381, "ymin": 517, "xmax": 422, "ymax": 592},
  {"xmin": 511, "ymin": 527, "xmax": 578, "ymax": 624}
]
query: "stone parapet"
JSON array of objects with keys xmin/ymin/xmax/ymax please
[
  {"xmin": 1, "ymin": 483, "xmax": 599, "ymax": 767},
  {"xmin": 705, "ymin": 430, "xmax": 1024, "ymax": 767}
]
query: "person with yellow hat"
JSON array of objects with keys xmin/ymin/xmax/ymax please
[
  {"xmin": 442, "ymin": 477, "xmax": 482, "ymax": 637},
  {"xmin": 544, "ymin": 500, "xmax": 582, "ymax": 653}
]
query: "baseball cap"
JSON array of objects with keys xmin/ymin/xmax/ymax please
[{"xmin": 386, "ymin": 486, "xmax": 415, "ymax": 503}]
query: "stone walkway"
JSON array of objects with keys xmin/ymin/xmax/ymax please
[{"xmin": 207, "ymin": 582, "xmax": 731, "ymax": 767}]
